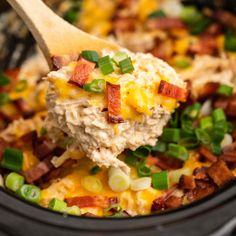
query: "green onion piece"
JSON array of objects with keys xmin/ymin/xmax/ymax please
[
  {"xmin": 179, "ymin": 137, "xmax": 199, "ymax": 149},
  {"xmin": 104, "ymin": 204, "xmax": 122, "ymax": 215},
  {"xmin": 180, "ymin": 6, "xmax": 202, "ymax": 25},
  {"xmin": 224, "ymin": 29, "xmax": 236, "ymax": 52},
  {"xmin": 166, "ymin": 143, "xmax": 189, "ymax": 161},
  {"xmin": 48, "ymin": 198, "xmax": 67, "ymax": 212},
  {"xmin": 133, "ymin": 146, "xmax": 151, "ymax": 158},
  {"xmin": 124, "ymin": 150, "xmax": 138, "ymax": 166},
  {"xmin": 119, "ymin": 57, "xmax": 134, "ymax": 74},
  {"xmin": 152, "ymin": 171, "xmax": 169, "ymax": 190},
  {"xmin": 217, "ymin": 84, "xmax": 233, "ymax": 96},
  {"xmin": 112, "ymin": 52, "xmax": 128, "ymax": 65},
  {"xmin": 210, "ymin": 143, "xmax": 222, "ymax": 155},
  {"xmin": 5, "ymin": 172, "xmax": 24, "ymax": 192},
  {"xmin": 81, "ymin": 176, "xmax": 103, "ymax": 193},
  {"xmin": 227, "ymin": 122, "xmax": 234, "ymax": 133},
  {"xmin": 182, "ymin": 103, "xmax": 201, "ymax": 119},
  {"xmin": 212, "ymin": 108, "xmax": 226, "ymax": 123},
  {"xmin": 152, "ymin": 140, "xmax": 167, "ymax": 152},
  {"xmin": 98, "ymin": 56, "xmax": 114, "ymax": 75},
  {"xmin": 89, "ymin": 165, "xmax": 101, "ymax": 175},
  {"xmin": 137, "ymin": 162, "xmax": 151, "ymax": 177},
  {"xmin": 195, "ymin": 128, "xmax": 211, "ymax": 145},
  {"xmin": 200, "ymin": 116, "xmax": 213, "ymax": 130},
  {"xmin": 65, "ymin": 206, "xmax": 81, "ymax": 216},
  {"xmin": 17, "ymin": 184, "xmax": 41, "ymax": 204},
  {"xmin": 83, "ymin": 79, "xmax": 105, "ymax": 93},
  {"xmin": 0, "ymin": 73, "xmax": 10, "ymax": 86},
  {"xmin": 0, "ymin": 93, "xmax": 10, "ymax": 106},
  {"xmin": 169, "ymin": 111, "xmax": 179, "ymax": 128},
  {"xmin": 190, "ymin": 18, "xmax": 210, "ymax": 35},
  {"xmin": 214, "ymin": 120, "xmax": 228, "ymax": 133},
  {"xmin": 181, "ymin": 119, "xmax": 195, "ymax": 136},
  {"xmin": 14, "ymin": 80, "xmax": 27, "ymax": 92},
  {"xmin": 161, "ymin": 128, "xmax": 180, "ymax": 143},
  {"xmin": 175, "ymin": 58, "xmax": 191, "ymax": 68},
  {"xmin": 81, "ymin": 50, "xmax": 99, "ymax": 64},
  {"xmin": 40, "ymin": 127, "xmax": 47, "ymax": 136},
  {"xmin": 1, "ymin": 148, "xmax": 23, "ymax": 172},
  {"xmin": 212, "ymin": 129, "xmax": 225, "ymax": 143},
  {"xmin": 148, "ymin": 9, "xmax": 166, "ymax": 18},
  {"xmin": 63, "ymin": 2, "xmax": 81, "ymax": 24}
]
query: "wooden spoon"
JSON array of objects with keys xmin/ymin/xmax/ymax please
[{"xmin": 6, "ymin": 0, "xmax": 120, "ymax": 68}]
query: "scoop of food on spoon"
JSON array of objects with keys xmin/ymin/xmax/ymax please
[{"xmin": 7, "ymin": 0, "xmax": 187, "ymax": 174}]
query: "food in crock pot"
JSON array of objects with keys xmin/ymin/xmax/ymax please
[{"xmin": 0, "ymin": 0, "xmax": 236, "ymax": 217}]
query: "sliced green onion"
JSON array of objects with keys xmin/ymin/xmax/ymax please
[
  {"xmin": 130, "ymin": 177, "xmax": 151, "ymax": 191},
  {"xmin": 179, "ymin": 137, "xmax": 199, "ymax": 149},
  {"xmin": 227, "ymin": 122, "xmax": 234, "ymax": 133},
  {"xmin": 210, "ymin": 143, "xmax": 222, "ymax": 155},
  {"xmin": 89, "ymin": 165, "xmax": 101, "ymax": 175},
  {"xmin": 112, "ymin": 52, "xmax": 128, "ymax": 65},
  {"xmin": 1, "ymin": 148, "xmax": 23, "ymax": 172},
  {"xmin": 169, "ymin": 111, "xmax": 179, "ymax": 128},
  {"xmin": 119, "ymin": 57, "xmax": 134, "ymax": 74},
  {"xmin": 166, "ymin": 143, "xmax": 189, "ymax": 161},
  {"xmin": 137, "ymin": 162, "xmax": 151, "ymax": 177},
  {"xmin": 214, "ymin": 120, "xmax": 228, "ymax": 133},
  {"xmin": 217, "ymin": 84, "xmax": 233, "ymax": 96},
  {"xmin": 81, "ymin": 50, "xmax": 99, "ymax": 64},
  {"xmin": 40, "ymin": 127, "xmax": 47, "ymax": 136},
  {"xmin": 182, "ymin": 103, "xmax": 201, "ymax": 119},
  {"xmin": 200, "ymin": 116, "xmax": 213, "ymax": 130},
  {"xmin": 17, "ymin": 184, "xmax": 41, "ymax": 204},
  {"xmin": 0, "ymin": 73, "xmax": 10, "ymax": 86},
  {"xmin": 48, "ymin": 198, "xmax": 67, "ymax": 212},
  {"xmin": 212, "ymin": 108, "xmax": 226, "ymax": 123},
  {"xmin": 108, "ymin": 167, "xmax": 130, "ymax": 192},
  {"xmin": 63, "ymin": 2, "xmax": 81, "ymax": 24},
  {"xmin": 175, "ymin": 58, "xmax": 191, "ymax": 68},
  {"xmin": 14, "ymin": 80, "xmax": 27, "ymax": 92},
  {"xmin": 190, "ymin": 18, "xmax": 210, "ymax": 35},
  {"xmin": 195, "ymin": 128, "xmax": 211, "ymax": 145},
  {"xmin": 161, "ymin": 128, "xmax": 180, "ymax": 143},
  {"xmin": 169, "ymin": 168, "xmax": 192, "ymax": 185},
  {"xmin": 148, "ymin": 9, "xmax": 166, "ymax": 18},
  {"xmin": 212, "ymin": 129, "xmax": 225, "ymax": 143},
  {"xmin": 98, "ymin": 56, "xmax": 114, "ymax": 75},
  {"xmin": 81, "ymin": 176, "xmax": 103, "ymax": 193},
  {"xmin": 181, "ymin": 119, "xmax": 195, "ymax": 136},
  {"xmin": 224, "ymin": 28, "xmax": 236, "ymax": 52},
  {"xmin": 180, "ymin": 6, "xmax": 202, "ymax": 25},
  {"xmin": 5, "ymin": 172, "xmax": 24, "ymax": 192},
  {"xmin": 124, "ymin": 150, "xmax": 138, "ymax": 166},
  {"xmin": 152, "ymin": 140, "xmax": 167, "ymax": 152},
  {"xmin": 152, "ymin": 171, "xmax": 169, "ymax": 190},
  {"xmin": 0, "ymin": 93, "xmax": 10, "ymax": 106},
  {"xmin": 83, "ymin": 79, "xmax": 105, "ymax": 93},
  {"xmin": 65, "ymin": 206, "xmax": 81, "ymax": 216},
  {"xmin": 132, "ymin": 146, "xmax": 151, "ymax": 158},
  {"xmin": 104, "ymin": 204, "xmax": 122, "ymax": 215}
]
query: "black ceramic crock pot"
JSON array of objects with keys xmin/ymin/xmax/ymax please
[{"xmin": 1, "ymin": 1, "xmax": 236, "ymax": 236}]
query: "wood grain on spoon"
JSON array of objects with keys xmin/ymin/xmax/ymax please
[{"xmin": 6, "ymin": 0, "xmax": 120, "ymax": 68}]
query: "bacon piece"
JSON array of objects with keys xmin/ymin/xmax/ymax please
[
  {"xmin": 52, "ymin": 54, "xmax": 79, "ymax": 69},
  {"xmin": 221, "ymin": 152, "xmax": 236, "ymax": 163},
  {"xmin": 1, "ymin": 69, "xmax": 20, "ymax": 93},
  {"xmin": 113, "ymin": 17, "xmax": 136, "ymax": 33},
  {"xmin": 66, "ymin": 196, "xmax": 116, "ymax": 208},
  {"xmin": 68, "ymin": 58, "xmax": 95, "ymax": 87},
  {"xmin": 34, "ymin": 138, "xmax": 56, "ymax": 160},
  {"xmin": 207, "ymin": 160, "xmax": 234, "ymax": 187},
  {"xmin": 158, "ymin": 80, "xmax": 187, "ymax": 102},
  {"xmin": 147, "ymin": 18, "xmax": 185, "ymax": 30},
  {"xmin": 214, "ymin": 98, "xmax": 230, "ymax": 110},
  {"xmin": 197, "ymin": 82, "xmax": 220, "ymax": 101},
  {"xmin": 154, "ymin": 155, "xmax": 183, "ymax": 170},
  {"xmin": 13, "ymin": 131, "xmax": 37, "ymax": 149},
  {"xmin": 149, "ymin": 40, "xmax": 171, "ymax": 61},
  {"xmin": 179, "ymin": 175, "xmax": 196, "ymax": 190},
  {"xmin": 226, "ymin": 99, "xmax": 236, "ymax": 117},
  {"xmin": 165, "ymin": 196, "xmax": 182, "ymax": 209},
  {"xmin": 106, "ymin": 82, "xmax": 123, "ymax": 123},
  {"xmin": 193, "ymin": 167, "xmax": 210, "ymax": 181},
  {"xmin": 199, "ymin": 146, "xmax": 217, "ymax": 163},
  {"xmin": 13, "ymin": 98, "xmax": 35, "ymax": 119},
  {"xmin": 205, "ymin": 23, "xmax": 222, "ymax": 36},
  {"xmin": 215, "ymin": 10, "xmax": 236, "ymax": 30},
  {"xmin": 23, "ymin": 157, "xmax": 53, "ymax": 183},
  {"xmin": 146, "ymin": 156, "xmax": 158, "ymax": 166}
]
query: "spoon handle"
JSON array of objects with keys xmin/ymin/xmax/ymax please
[{"xmin": 6, "ymin": 0, "xmax": 119, "ymax": 68}]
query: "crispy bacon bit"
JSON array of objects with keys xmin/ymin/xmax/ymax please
[
  {"xmin": 205, "ymin": 23, "xmax": 222, "ymax": 36},
  {"xmin": 1, "ymin": 69, "xmax": 20, "ymax": 93},
  {"xmin": 66, "ymin": 196, "xmax": 115, "ymax": 208},
  {"xmin": 23, "ymin": 157, "xmax": 53, "ymax": 183},
  {"xmin": 13, "ymin": 131, "xmax": 37, "ymax": 149},
  {"xmin": 13, "ymin": 98, "xmax": 35, "ymax": 118},
  {"xmin": 207, "ymin": 160, "xmax": 234, "ymax": 187},
  {"xmin": 34, "ymin": 138, "xmax": 56, "ymax": 160},
  {"xmin": 226, "ymin": 100, "xmax": 236, "ymax": 117},
  {"xmin": 154, "ymin": 155, "xmax": 183, "ymax": 170},
  {"xmin": 146, "ymin": 156, "xmax": 159, "ymax": 166},
  {"xmin": 221, "ymin": 152, "xmax": 236, "ymax": 163},
  {"xmin": 179, "ymin": 175, "xmax": 196, "ymax": 190},
  {"xmin": 193, "ymin": 167, "xmax": 210, "ymax": 181},
  {"xmin": 197, "ymin": 82, "xmax": 220, "ymax": 101},
  {"xmin": 112, "ymin": 17, "xmax": 136, "ymax": 33},
  {"xmin": 147, "ymin": 18, "xmax": 185, "ymax": 30},
  {"xmin": 68, "ymin": 58, "xmax": 95, "ymax": 87},
  {"xmin": 215, "ymin": 10, "xmax": 236, "ymax": 30},
  {"xmin": 158, "ymin": 80, "xmax": 187, "ymax": 102},
  {"xmin": 199, "ymin": 146, "xmax": 217, "ymax": 163},
  {"xmin": 165, "ymin": 196, "xmax": 182, "ymax": 209},
  {"xmin": 214, "ymin": 98, "xmax": 230, "ymax": 110},
  {"xmin": 106, "ymin": 82, "xmax": 123, "ymax": 123},
  {"xmin": 52, "ymin": 54, "xmax": 79, "ymax": 69},
  {"xmin": 151, "ymin": 196, "xmax": 165, "ymax": 211},
  {"xmin": 149, "ymin": 40, "xmax": 171, "ymax": 61}
]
